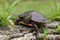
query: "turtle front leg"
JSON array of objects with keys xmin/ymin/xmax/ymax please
[
  {"xmin": 31, "ymin": 22, "xmax": 40, "ymax": 40},
  {"xmin": 31, "ymin": 22, "xmax": 40, "ymax": 33}
]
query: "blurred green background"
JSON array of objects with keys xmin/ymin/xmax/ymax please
[{"xmin": 0, "ymin": 0, "xmax": 60, "ymax": 18}]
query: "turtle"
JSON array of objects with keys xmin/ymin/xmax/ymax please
[{"xmin": 16, "ymin": 10, "xmax": 49, "ymax": 32}]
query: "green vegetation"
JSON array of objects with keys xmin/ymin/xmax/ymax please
[
  {"xmin": 56, "ymin": 25, "xmax": 60, "ymax": 33},
  {"xmin": 49, "ymin": 0, "xmax": 60, "ymax": 34},
  {"xmin": 50, "ymin": 0, "xmax": 60, "ymax": 21},
  {"xmin": 0, "ymin": 0, "xmax": 19, "ymax": 27},
  {"xmin": 7, "ymin": 16, "xmax": 15, "ymax": 30},
  {"xmin": 43, "ymin": 28, "xmax": 48, "ymax": 40}
]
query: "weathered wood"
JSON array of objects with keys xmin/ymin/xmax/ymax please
[
  {"xmin": 37, "ymin": 34, "xmax": 60, "ymax": 40},
  {"xmin": 45, "ymin": 22, "xmax": 60, "ymax": 29}
]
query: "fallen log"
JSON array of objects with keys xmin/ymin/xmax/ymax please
[{"xmin": 45, "ymin": 21, "xmax": 60, "ymax": 29}]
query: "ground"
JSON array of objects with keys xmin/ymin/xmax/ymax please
[{"xmin": 0, "ymin": 0, "xmax": 60, "ymax": 40}]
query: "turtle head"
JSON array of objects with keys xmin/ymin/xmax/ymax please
[
  {"xmin": 19, "ymin": 13, "xmax": 32, "ymax": 23},
  {"xmin": 24, "ymin": 14, "xmax": 32, "ymax": 23}
]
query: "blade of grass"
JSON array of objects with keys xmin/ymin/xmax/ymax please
[
  {"xmin": 7, "ymin": 16, "xmax": 15, "ymax": 31},
  {"xmin": 1, "ymin": 12, "xmax": 9, "ymax": 27},
  {"xmin": 57, "ymin": 7, "xmax": 60, "ymax": 16},
  {"xmin": 1, "ymin": 0, "xmax": 20, "ymax": 27},
  {"xmin": 56, "ymin": 24, "xmax": 60, "ymax": 33},
  {"xmin": 50, "ymin": 0, "xmax": 59, "ymax": 21},
  {"xmin": 6, "ymin": 0, "xmax": 20, "ymax": 13},
  {"xmin": 1, "ymin": 0, "xmax": 8, "ymax": 27},
  {"xmin": 50, "ymin": 8, "xmax": 55, "ymax": 21},
  {"xmin": 43, "ymin": 28, "xmax": 48, "ymax": 40},
  {"xmin": 56, "ymin": 26, "xmax": 60, "ymax": 33},
  {"xmin": 54, "ymin": 0, "xmax": 57, "ymax": 14}
]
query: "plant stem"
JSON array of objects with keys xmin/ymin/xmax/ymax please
[
  {"xmin": 43, "ymin": 28, "xmax": 48, "ymax": 40},
  {"xmin": 54, "ymin": 0, "xmax": 57, "ymax": 14},
  {"xmin": 3, "ymin": 0, "xmax": 5, "ymax": 14}
]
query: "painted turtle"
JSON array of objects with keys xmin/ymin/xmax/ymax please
[{"xmin": 16, "ymin": 10, "xmax": 49, "ymax": 32}]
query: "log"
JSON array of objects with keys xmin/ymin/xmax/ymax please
[{"xmin": 45, "ymin": 22, "xmax": 60, "ymax": 29}]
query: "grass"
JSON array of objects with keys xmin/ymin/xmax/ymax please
[
  {"xmin": 0, "ymin": 0, "xmax": 60, "ymax": 18},
  {"xmin": 10, "ymin": 0, "xmax": 60, "ymax": 20},
  {"xmin": 7, "ymin": 16, "xmax": 15, "ymax": 30},
  {"xmin": 0, "ymin": 0, "xmax": 20, "ymax": 27},
  {"xmin": 10, "ymin": 1, "xmax": 52, "ymax": 18},
  {"xmin": 50, "ymin": 0, "xmax": 60, "ymax": 21},
  {"xmin": 43, "ymin": 28, "xmax": 48, "ymax": 40},
  {"xmin": 56, "ymin": 25, "xmax": 60, "ymax": 33},
  {"xmin": 49, "ymin": 0, "xmax": 60, "ymax": 33}
]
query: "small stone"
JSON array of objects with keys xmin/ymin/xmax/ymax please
[
  {"xmin": 11, "ymin": 33, "xmax": 36, "ymax": 40},
  {"xmin": 47, "ymin": 28, "xmax": 56, "ymax": 34},
  {"xmin": 24, "ymin": 33, "xmax": 36, "ymax": 40},
  {"xmin": 11, "ymin": 37, "xmax": 27, "ymax": 40},
  {"xmin": 0, "ymin": 35, "xmax": 9, "ymax": 40}
]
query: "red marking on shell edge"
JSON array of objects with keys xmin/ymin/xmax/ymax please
[{"xmin": 19, "ymin": 21, "xmax": 33, "ymax": 27}]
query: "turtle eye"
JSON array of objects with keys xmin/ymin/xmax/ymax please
[{"xmin": 19, "ymin": 17, "xmax": 24, "ymax": 21}]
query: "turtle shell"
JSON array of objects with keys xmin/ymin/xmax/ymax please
[
  {"xmin": 25, "ymin": 10, "xmax": 48, "ymax": 23},
  {"xmin": 16, "ymin": 10, "xmax": 48, "ymax": 27}
]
